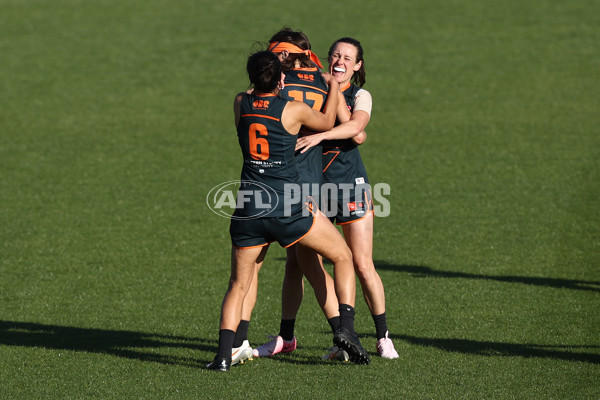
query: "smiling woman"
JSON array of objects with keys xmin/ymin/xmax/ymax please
[
  {"xmin": 295, "ymin": 37, "xmax": 400, "ymax": 359},
  {"xmin": 330, "ymin": 38, "xmax": 366, "ymax": 87}
]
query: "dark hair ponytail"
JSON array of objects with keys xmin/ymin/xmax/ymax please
[
  {"xmin": 247, "ymin": 51, "xmax": 282, "ymax": 93},
  {"xmin": 328, "ymin": 37, "xmax": 366, "ymax": 87}
]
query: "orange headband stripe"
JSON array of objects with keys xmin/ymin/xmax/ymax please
[{"xmin": 268, "ymin": 41, "xmax": 324, "ymax": 69}]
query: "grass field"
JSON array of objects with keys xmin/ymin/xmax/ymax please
[{"xmin": 1, "ymin": 0, "xmax": 599, "ymax": 398}]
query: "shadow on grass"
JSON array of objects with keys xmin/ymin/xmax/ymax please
[
  {"xmin": 8, "ymin": 320, "xmax": 595, "ymax": 367},
  {"xmin": 390, "ymin": 333, "xmax": 600, "ymax": 365},
  {"xmin": 374, "ymin": 261, "xmax": 600, "ymax": 292},
  {"xmin": 0, "ymin": 320, "xmax": 215, "ymax": 368},
  {"xmin": 0, "ymin": 320, "xmax": 345, "ymax": 368}
]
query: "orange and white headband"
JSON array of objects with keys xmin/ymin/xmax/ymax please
[{"xmin": 267, "ymin": 41, "xmax": 323, "ymax": 69}]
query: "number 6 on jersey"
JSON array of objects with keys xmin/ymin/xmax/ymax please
[{"xmin": 249, "ymin": 123, "xmax": 270, "ymax": 160}]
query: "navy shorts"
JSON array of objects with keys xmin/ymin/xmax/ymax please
[
  {"xmin": 323, "ymin": 185, "xmax": 373, "ymax": 225},
  {"xmin": 230, "ymin": 199, "xmax": 317, "ymax": 249}
]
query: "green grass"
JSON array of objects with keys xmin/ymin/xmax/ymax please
[{"xmin": 1, "ymin": 0, "xmax": 599, "ymax": 398}]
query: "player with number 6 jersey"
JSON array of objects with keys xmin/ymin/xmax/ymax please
[{"xmin": 235, "ymin": 92, "xmax": 302, "ymax": 218}]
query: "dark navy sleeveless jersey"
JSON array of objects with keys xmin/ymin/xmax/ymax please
[
  {"xmin": 235, "ymin": 93, "xmax": 300, "ymax": 217},
  {"xmin": 279, "ymin": 67, "xmax": 328, "ymax": 195},
  {"xmin": 322, "ymin": 83, "xmax": 369, "ymax": 197}
]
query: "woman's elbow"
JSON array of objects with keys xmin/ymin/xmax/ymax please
[{"xmin": 353, "ymin": 131, "xmax": 367, "ymax": 145}]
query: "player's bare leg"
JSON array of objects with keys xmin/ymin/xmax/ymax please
[
  {"xmin": 208, "ymin": 245, "xmax": 265, "ymax": 371},
  {"xmin": 299, "ymin": 211, "xmax": 370, "ymax": 364},
  {"xmin": 230, "ymin": 245, "xmax": 268, "ymax": 365},
  {"xmin": 240, "ymin": 245, "xmax": 269, "ymax": 322},
  {"xmin": 295, "ymin": 244, "xmax": 339, "ymax": 319},
  {"xmin": 342, "ymin": 213, "xmax": 385, "ymax": 314},
  {"xmin": 342, "ymin": 213, "xmax": 398, "ymax": 359},
  {"xmin": 298, "ymin": 211, "xmax": 354, "ymax": 306},
  {"xmin": 282, "ymin": 246, "xmax": 305, "ymax": 320}
]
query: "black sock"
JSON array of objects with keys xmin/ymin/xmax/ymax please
[
  {"xmin": 217, "ymin": 329, "xmax": 235, "ymax": 359},
  {"xmin": 372, "ymin": 312, "xmax": 388, "ymax": 340},
  {"xmin": 327, "ymin": 316, "xmax": 341, "ymax": 334},
  {"xmin": 233, "ymin": 320, "xmax": 249, "ymax": 348},
  {"xmin": 339, "ymin": 304, "xmax": 355, "ymax": 333},
  {"xmin": 279, "ymin": 319, "xmax": 296, "ymax": 341}
]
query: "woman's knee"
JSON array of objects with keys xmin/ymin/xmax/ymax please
[
  {"xmin": 353, "ymin": 258, "xmax": 376, "ymax": 281},
  {"xmin": 332, "ymin": 245, "xmax": 352, "ymax": 264},
  {"xmin": 229, "ymin": 278, "xmax": 251, "ymax": 295}
]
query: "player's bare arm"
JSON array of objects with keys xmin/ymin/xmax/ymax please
[
  {"xmin": 233, "ymin": 92, "xmax": 245, "ymax": 127},
  {"xmin": 296, "ymin": 110, "xmax": 370, "ymax": 153}
]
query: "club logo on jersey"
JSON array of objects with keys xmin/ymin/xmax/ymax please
[
  {"xmin": 296, "ymin": 73, "xmax": 315, "ymax": 82},
  {"xmin": 252, "ymin": 100, "xmax": 270, "ymax": 110}
]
